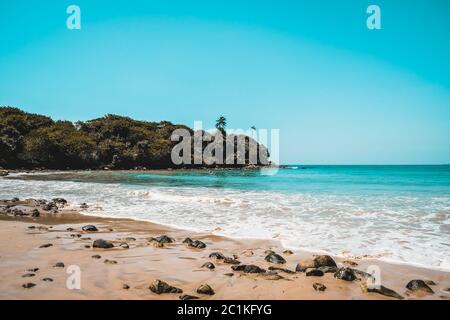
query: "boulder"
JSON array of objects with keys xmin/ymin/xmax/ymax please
[
  {"xmin": 264, "ymin": 252, "xmax": 286, "ymax": 264},
  {"xmin": 406, "ymin": 280, "xmax": 434, "ymax": 294},
  {"xmin": 92, "ymin": 239, "xmax": 114, "ymax": 249},
  {"xmin": 183, "ymin": 237, "xmax": 206, "ymax": 249},
  {"xmin": 361, "ymin": 283, "xmax": 404, "ymax": 300},
  {"xmin": 313, "ymin": 282, "xmax": 327, "ymax": 291},
  {"xmin": 296, "ymin": 259, "xmax": 316, "ymax": 272},
  {"xmin": 197, "ymin": 284, "xmax": 215, "ymax": 295},
  {"xmin": 305, "ymin": 268, "xmax": 324, "ymax": 277},
  {"xmin": 231, "ymin": 264, "xmax": 266, "ymax": 274},
  {"xmin": 149, "ymin": 280, "xmax": 182, "ymax": 294},
  {"xmin": 314, "ymin": 255, "xmax": 337, "ymax": 268},
  {"xmin": 334, "ymin": 267, "xmax": 356, "ymax": 281},
  {"xmin": 152, "ymin": 235, "xmax": 175, "ymax": 244}
]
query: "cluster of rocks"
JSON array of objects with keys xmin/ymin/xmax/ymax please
[{"xmin": 149, "ymin": 279, "xmax": 215, "ymax": 299}]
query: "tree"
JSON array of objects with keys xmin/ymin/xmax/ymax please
[{"xmin": 215, "ymin": 116, "xmax": 227, "ymax": 136}]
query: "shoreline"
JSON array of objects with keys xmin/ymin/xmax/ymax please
[{"xmin": 0, "ymin": 198, "xmax": 449, "ymax": 300}]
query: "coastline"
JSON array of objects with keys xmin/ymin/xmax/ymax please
[{"xmin": 0, "ymin": 198, "xmax": 449, "ymax": 300}]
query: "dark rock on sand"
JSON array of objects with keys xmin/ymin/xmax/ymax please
[
  {"xmin": 27, "ymin": 268, "xmax": 39, "ymax": 272},
  {"xmin": 120, "ymin": 242, "xmax": 130, "ymax": 249},
  {"xmin": 360, "ymin": 283, "xmax": 404, "ymax": 300},
  {"xmin": 52, "ymin": 198, "xmax": 67, "ymax": 205},
  {"xmin": 264, "ymin": 252, "xmax": 286, "ymax": 264},
  {"xmin": 334, "ymin": 267, "xmax": 356, "ymax": 281},
  {"xmin": 314, "ymin": 255, "xmax": 337, "ymax": 268},
  {"xmin": 296, "ymin": 259, "xmax": 316, "ymax": 272},
  {"xmin": 22, "ymin": 273, "xmax": 35, "ymax": 278},
  {"xmin": 123, "ymin": 284, "xmax": 130, "ymax": 290},
  {"xmin": 42, "ymin": 202, "xmax": 57, "ymax": 211},
  {"xmin": 406, "ymin": 280, "xmax": 434, "ymax": 294},
  {"xmin": 104, "ymin": 259, "xmax": 118, "ymax": 264},
  {"xmin": 125, "ymin": 237, "xmax": 136, "ymax": 242},
  {"xmin": 53, "ymin": 262, "xmax": 65, "ymax": 268},
  {"xmin": 179, "ymin": 294, "xmax": 200, "ymax": 300},
  {"xmin": 82, "ymin": 225, "xmax": 98, "ymax": 232},
  {"xmin": 183, "ymin": 237, "xmax": 206, "ymax": 249},
  {"xmin": 93, "ymin": 239, "xmax": 114, "ymax": 249},
  {"xmin": 197, "ymin": 284, "xmax": 215, "ymax": 295},
  {"xmin": 66, "ymin": 227, "xmax": 75, "ymax": 231},
  {"xmin": 268, "ymin": 266, "xmax": 295, "ymax": 274},
  {"xmin": 149, "ymin": 280, "xmax": 182, "ymax": 294},
  {"xmin": 232, "ymin": 264, "xmax": 266, "ymax": 274},
  {"xmin": 31, "ymin": 209, "xmax": 40, "ymax": 217},
  {"xmin": 224, "ymin": 273, "xmax": 234, "ymax": 277},
  {"xmin": 424, "ymin": 280, "xmax": 437, "ymax": 286},
  {"xmin": 209, "ymin": 252, "xmax": 226, "ymax": 260},
  {"xmin": 283, "ymin": 250, "xmax": 294, "ymax": 255},
  {"xmin": 313, "ymin": 282, "xmax": 327, "ymax": 291},
  {"xmin": 39, "ymin": 243, "xmax": 53, "ymax": 248},
  {"xmin": 305, "ymin": 268, "xmax": 324, "ymax": 277},
  {"xmin": 201, "ymin": 262, "xmax": 215, "ymax": 270},
  {"xmin": 153, "ymin": 235, "xmax": 175, "ymax": 244},
  {"xmin": 42, "ymin": 278, "xmax": 53, "ymax": 282},
  {"xmin": 22, "ymin": 283, "xmax": 36, "ymax": 289},
  {"xmin": 92, "ymin": 254, "xmax": 101, "ymax": 259},
  {"xmin": 80, "ymin": 203, "xmax": 89, "ymax": 209},
  {"xmin": 148, "ymin": 238, "xmax": 164, "ymax": 247}
]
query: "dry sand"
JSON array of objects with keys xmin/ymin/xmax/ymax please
[{"xmin": 0, "ymin": 199, "xmax": 449, "ymax": 300}]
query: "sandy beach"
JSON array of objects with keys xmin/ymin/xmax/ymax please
[{"xmin": 0, "ymin": 197, "xmax": 449, "ymax": 300}]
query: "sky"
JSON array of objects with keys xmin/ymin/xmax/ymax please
[{"xmin": 1, "ymin": 0, "xmax": 449, "ymax": 164}]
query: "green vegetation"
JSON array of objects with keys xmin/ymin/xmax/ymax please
[{"xmin": 0, "ymin": 107, "xmax": 269, "ymax": 170}]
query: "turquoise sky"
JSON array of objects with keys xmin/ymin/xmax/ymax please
[{"xmin": 1, "ymin": 0, "xmax": 449, "ymax": 164}]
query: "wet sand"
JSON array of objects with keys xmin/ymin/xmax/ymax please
[{"xmin": 0, "ymin": 198, "xmax": 449, "ymax": 300}]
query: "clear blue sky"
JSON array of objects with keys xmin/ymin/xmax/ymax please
[{"xmin": 1, "ymin": 0, "xmax": 449, "ymax": 164}]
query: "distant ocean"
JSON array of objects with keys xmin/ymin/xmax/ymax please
[{"xmin": 1, "ymin": 165, "xmax": 449, "ymax": 271}]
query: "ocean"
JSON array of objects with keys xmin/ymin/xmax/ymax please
[{"xmin": 1, "ymin": 165, "xmax": 449, "ymax": 271}]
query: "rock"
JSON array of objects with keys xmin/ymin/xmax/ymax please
[
  {"xmin": 406, "ymin": 280, "xmax": 434, "ymax": 294},
  {"xmin": 39, "ymin": 243, "xmax": 53, "ymax": 248},
  {"xmin": 264, "ymin": 252, "xmax": 286, "ymax": 264},
  {"xmin": 84, "ymin": 245, "xmax": 91, "ymax": 249},
  {"xmin": 314, "ymin": 255, "xmax": 337, "ymax": 268},
  {"xmin": 104, "ymin": 259, "xmax": 117, "ymax": 264},
  {"xmin": 22, "ymin": 273, "xmax": 35, "ymax": 278},
  {"xmin": 80, "ymin": 203, "xmax": 89, "ymax": 209},
  {"xmin": 209, "ymin": 252, "xmax": 226, "ymax": 260},
  {"xmin": 305, "ymin": 268, "xmax": 324, "ymax": 277},
  {"xmin": 53, "ymin": 262, "xmax": 65, "ymax": 268},
  {"xmin": 70, "ymin": 234, "xmax": 82, "ymax": 238},
  {"xmin": 27, "ymin": 226, "xmax": 36, "ymax": 229},
  {"xmin": 93, "ymin": 239, "xmax": 114, "ymax": 249},
  {"xmin": 42, "ymin": 278, "xmax": 53, "ymax": 282},
  {"xmin": 295, "ymin": 259, "xmax": 316, "ymax": 272},
  {"xmin": 27, "ymin": 268, "xmax": 39, "ymax": 272},
  {"xmin": 42, "ymin": 202, "xmax": 57, "ymax": 211},
  {"xmin": 268, "ymin": 266, "xmax": 295, "ymax": 274},
  {"xmin": 22, "ymin": 283, "xmax": 36, "ymax": 289},
  {"xmin": 283, "ymin": 250, "xmax": 294, "ymax": 255},
  {"xmin": 31, "ymin": 209, "xmax": 40, "ymax": 218},
  {"xmin": 360, "ymin": 283, "xmax": 404, "ymax": 300},
  {"xmin": 52, "ymin": 198, "xmax": 67, "ymax": 205},
  {"xmin": 183, "ymin": 237, "xmax": 206, "ymax": 249},
  {"xmin": 82, "ymin": 225, "xmax": 98, "ymax": 232},
  {"xmin": 223, "ymin": 257, "xmax": 241, "ymax": 264},
  {"xmin": 209, "ymin": 252, "xmax": 240, "ymax": 264},
  {"xmin": 66, "ymin": 227, "xmax": 75, "ymax": 231},
  {"xmin": 318, "ymin": 266, "xmax": 339, "ymax": 274},
  {"xmin": 224, "ymin": 273, "xmax": 234, "ymax": 277},
  {"xmin": 123, "ymin": 284, "xmax": 130, "ymax": 290},
  {"xmin": 11, "ymin": 197, "xmax": 20, "ymax": 202},
  {"xmin": 148, "ymin": 239, "xmax": 164, "ymax": 248},
  {"xmin": 149, "ymin": 280, "xmax": 182, "ymax": 294},
  {"xmin": 120, "ymin": 242, "xmax": 129, "ymax": 249},
  {"xmin": 197, "ymin": 284, "xmax": 215, "ymax": 295},
  {"xmin": 232, "ymin": 264, "xmax": 266, "ymax": 274},
  {"xmin": 152, "ymin": 235, "xmax": 175, "ymax": 244},
  {"xmin": 334, "ymin": 267, "xmax": 356, "ymax": 281},
  {"xmin": 91, "ymin": 254, "xmax": 101, "ymax": 259},
  {"xmin": 313, "ymin": 282, "xmax": 327, "ymax": 291},
  {"xmin": 179, "ymin": 294, "xmax": 199, "ymax": 300},
  {"xmin": 424, "ymin": 280, "xmax": 437, "ymax": 286},
  {"xmin": 125, "ymin": 237, "xmax": 136, "ymax": 242},
  {"xmin": 201, "ymin": 262, "xmax": 215, "ymax": 270}
]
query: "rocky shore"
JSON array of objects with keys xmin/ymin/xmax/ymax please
[{"xmin": 0, "ymin": 197, "xmax": 449, "ymax": 300}]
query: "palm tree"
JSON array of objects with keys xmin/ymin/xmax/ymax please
[{"xmin": 215, "ymin": 116, "xmax": 227, "ymax": 136}]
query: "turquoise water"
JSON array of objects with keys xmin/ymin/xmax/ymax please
[{"xmin": 2, "ymin": 165, "xmax": 450, "ymax": 270}]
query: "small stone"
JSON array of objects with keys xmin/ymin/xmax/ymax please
[
  {"xmin": 66, "ymin": 227, "xmax": 75, "ymax": 231},
  {"xmin": 93, "ymin": 239, "xmax": 114, "ymax": 249},
  {"xmin": 120, "ymin": 242, "xmax": 129, "ymax": 249},
  {"xmin": 148, "ymin": 239, "xmax": 164, "ymax": 247},
  {"xmin": 424, "ymin": 280, "xmax": 437, "ymax": 286},
  {"xmin": 22, "ymin": 283, "xmax": 36, "ymax": 289},
  {"xmin": 123, "ymin": 284, "xmax": 130, "ymax": 290},
  {"xmin": 197, "ymin": 284, "xmax": 215, "ymax": 295},
  {"xmin": 125, "ymin": 237, "xmax": 136, "ymax": 242},
  {"xmin": 149, "ymin": 280, "xmax": 182, "ymax": 294},
  {"xmin": 84, "ymin": 245, "xmax": 91, "ymax": 249},
  {"xmin": 27, "ymin": 268, "xmax": 39, "ymax": 272},
  {"xmin": 39, "ymin": 243, "xmax": 53, "ymax": 248},
  {"xmin": 201, "ymin": 262, "xmax": 215, "ymax": 270},
  {"xmin": 334, "ymin": 267, "xmax": 356, "ymax": 281},
  {"xmin": 179, "ymin": 294, "xmax": 199, "ymax": 300},
  {"xmin": 104, "ymin": 259, "xmax": 118, "ymax": 264},
  {"xmin": 82, "ymin": 225, "xmax": 98, "ymax": 232},
  {"xmin": 361, "ymin": 283, "xmax": 404, "ymax": 299},
  {"xmin": 406, "ymin": 280, "xmax": 434, "ymax": 294},
  {"xmin": 183, "ymin": 237, "xmax": 206, "ymax": 249},
  {"xmin": 153, "ymin": 235, "xmax": 175, "ymax": 244},
  {"xmin": 224, "ymin": 273, "xmax": 234, "ymax": 277},
  {"xmin": 42, "ymin": 277, "xmax": 53, "ymax": 282},
  {"xmin": 22, "ymin": 273, "xmax": 35, "ymax": 278},
  {"xmin": 209, "ymin": 252, "xmax": 226, "ymax": 260},
  {"xmin": 305, "ymin": 268, "xmax": 324, "ymax": 277},
  {"xmin": 53, "ymin": 262, "xmax": 65, "ymax": 268},
  {"xmin": 313, "ymin": 282, "xmax": 327, "ymax": 291},
  {"xmin": 283, "ymin": 250, "xmax": 294, "ymax": 255},
  {"xmin": 264, "ymin": 252, "xmax": 286, "ymax": 264},
  {"xmin": 91, "ymin": 254, "xmax": 101, "ymax": 259},
  {"xmin": 28, "ymin": 226, "xmax": 36, "ymax": 229}
]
